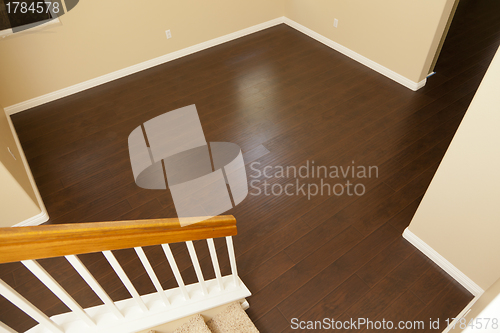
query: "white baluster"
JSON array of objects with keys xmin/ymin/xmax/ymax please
[
  {"xmin": 65, "ymin": 255, "xmax": 124, "ymax": 319},
  {"xmin": 185, "ymin": 241, "xmax": 208, "ymax": 295},
  {"xmin": 134, "ymin": 247, "xmax": 170, "ymax": 306},
  {"xmin": 21, "ymin": 260, "xmax": 95, "ymax": 327},
  {"xmin": 102, "ymin": 251, "xmax": 148, "ymax": 312},
  {"xmin": 206, "ymin": 239, "xmax": 224, "ymax": 291},
  {"xmin": 0, "ymin": 321, "xmax": 17, "ymax": 333},
  {"xmin": 161, "ymin": 244, "xmax": 189, "ymax": 300},
  {"xmin": 226, "ymin": 236, "xmax": 239, "ymax": 287},
  {"xmin": 0, "ymin": 279, "xmax": 63, "ymax": 333}
]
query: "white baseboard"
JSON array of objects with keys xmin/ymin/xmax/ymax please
[
  {"xmin": 4, "ymin": 17, "xmax": 284, "ymax": 115},
  {"xmin": 283, "ymin": 17, "xmax": 426, "ymax": 92},
  {"xmin": 5, "ymin": 15, "xmax": 426, "ymax": 115},
  {"xmin": 403, "ymin": 228, "xmax": 484, "ymax": 296},
  {"xmin": 442, "ymin": 295, "xmax": 481, "ymax": 333},
  {"xmin": 13, "ymin": 210, "xmax": 49, "ymax": 227},
  {"xmin": 403, "ymin": 228, "xmax": 485, "ymax": 333}
]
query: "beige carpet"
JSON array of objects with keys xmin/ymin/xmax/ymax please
[
  {"xmin": 171, "ymin": 315, "xmax": 212, "ymax": 333},
  {"xmin": 206, "ymin": 302, "xmax": 259, "ymax": 333},
  {"xmin": 147, "ymin": 302, "xmax": 259, "ymax": 333}
]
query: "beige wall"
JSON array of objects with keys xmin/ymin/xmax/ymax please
[
  {"xmin": 0, "ymin": 0, "xmax": 459, "ymax": 107},
  {"xmin": 285, "ymin": 0, "xmax": 457, "ymax": 83},
  {"xmin": 407, "ymin": 47, "xmax": 500, "ymax": 290},
  {"xmin": 0, "ymin": 0, "xmax": 285, "ymax": 107},
  {"xmin": 0, "ymin": 105, "xmax": 43, "ymax": 226}
]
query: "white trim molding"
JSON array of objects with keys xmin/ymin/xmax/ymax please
[
  {"xmin": 442, "ymin": 295, "xmax": 482, "ymax": 333},
  {"xmin": 5, "ymin": 16, "xmax": 427, "ymax": 115},
  {"xmin": 403, "ymin": 228, "xmax": 484, "ymax": 296},
  {"xmin": 283, "ymin": 18, "xmax": 426, "ymax": 92},
  {"xmin": 4, "ymin": 17, "xmax": 284, "ymax": 115},
  {"xmin": 403, "ymin": 228, "xmax": 485, "ymax": 333},
  {"xmin": 13, "ymin": 210, "xmax": 49, "ymax": 227}
]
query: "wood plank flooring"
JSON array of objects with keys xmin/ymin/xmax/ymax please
[{"xmin": 2, "ymin": 0, "xmax": 499, "ymax": 331}]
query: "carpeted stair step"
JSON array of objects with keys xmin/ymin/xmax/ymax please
[
  {"xmin": 206, "ymin": 302, "xmax": 259, "ymax": 333},
  {"xmin": 148, "ymin": 302, "xmax": 259, "ymax": 333},
  {"xmin": 172, "ymin": 315, "xmax": 212, "ymax": 333}
]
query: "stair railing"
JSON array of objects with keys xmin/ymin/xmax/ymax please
[{"xmin": 0, "ymin": 215, "xmax": 250, "ymax": 333}]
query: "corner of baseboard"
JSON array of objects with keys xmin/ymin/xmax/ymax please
[
  {"xmin": 415, "ymin": 77, "xmax": 427, "ymax": 91},
  {"xmin": 441, "ymin": 294, "xmax": 483, "ymax": 333},
  {"xmin": 240, "ymin": 299, "xmax": 250, "ymax": 310},
  {"xmin": 403, "ymin": 227, "xmax": 484, "ymax": 297},
  {"xmin": 12, "ymin": 209, "xmax": 49, "ymax": 227},
  {"xmin": 283, "ymin": 17, "xmax": 425, "ymax": 91}
]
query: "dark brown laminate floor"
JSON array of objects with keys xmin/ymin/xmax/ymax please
[{"xmin": 2, "ymin": 0, "xmax": 500, "ymax": 331}]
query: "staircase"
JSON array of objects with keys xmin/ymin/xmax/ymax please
[{"xmin": 0, "ymin": 216, "xmax": 252, "ymax": 333}]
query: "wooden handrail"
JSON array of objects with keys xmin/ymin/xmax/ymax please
[{"xmin": 0, "ymin": 215, "xmax": 237, "ymax": 264}]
